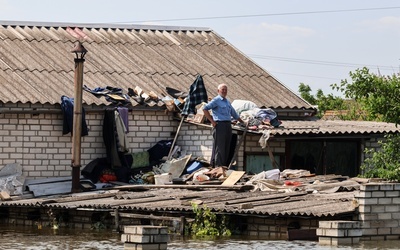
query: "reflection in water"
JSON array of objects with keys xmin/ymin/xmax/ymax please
[{"xmin": 1, "ymin": 226, "xmax": 400, "ymax": 250}]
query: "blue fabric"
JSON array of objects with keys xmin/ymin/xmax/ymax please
[
  {"xmin": 181, "ymin": 75, "xmax": 208, "ymax": 115},
  {"xmin": 203, "ymin": 95, "xmax": 240, "ymax": 121},
  {"xmin": 61, "ymin": 95, "xmax": 89, "ymax": 136},
  {"xmin": 255, "ymin": 108, "xmax": 277, "ymax": 120}
]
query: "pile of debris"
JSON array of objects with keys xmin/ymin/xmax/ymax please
[{"xmin": 0, "ymin": 163, "xmax": 25, "ymax": 200}]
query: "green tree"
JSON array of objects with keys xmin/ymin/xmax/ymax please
[
  {"xmin": 361, "ymin": 134, "xmax": 400, "ymax": 181},
  {"xmin": 298, "ymin": 83, "xmax": 345, "ymax": 118},
  {"xmin": 332, "ymin": 67, "xmax": 400, "ymax": 181},
  {"xmin": 332, "ymin": 67, "xmax": 400, "ymax": 124},
  {"xmin": 298, "ymin": 83, "xmax": 316, "ymax": 105}
]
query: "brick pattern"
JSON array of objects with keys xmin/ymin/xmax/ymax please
[
  {"xmin": 317, "ymin": 221, "xmax": 361, "ymax": 245},
  {"xmin": 356, "ymin": 183, "xmax": 400, "ymax": 240},
  {"xmin": 0, "ymin": 105, "xmax": 176, "ymax": 178},
  {"xmin": 122, "ymin": 226, "xmax": 168, "ymax": 250},
  {"xmin": 245, "ymin": 217, "xmax": 318, "ymax": 238},
  {"xmin": 0, "ymin": 206, "xmax": 115, "ymax": 230},
  {"xmin": 0, "ymin": 103, "xmax": 380, "ymax": 179}
]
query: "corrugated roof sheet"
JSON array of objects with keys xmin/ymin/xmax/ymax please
[
  {"xmin": 1, "ymin": 174, "xmax": 361, "ymax": 218},
  {"xmin": 0, "ymin": 21, "xmax": 312, "ymax": 110},
  {"xmin": 1, "ymin": 187, "xmax": 356, "ymax": 218},
  {"xmin": 271, "ymin": 120, "xmax": 400, "ymax": 136}
]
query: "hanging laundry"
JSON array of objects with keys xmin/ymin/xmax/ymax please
[
  {"xmin": 60, "ymin": 95, "xmax": 89, "ymax": 136},
  {"xmin": 181, "ymin": 75, "xmax": 208, "ymax": 116},
  {"xmin": 103, "ymin": 109, "xmax": 122, "ymax": 167},
  {"xmin": 117, "ymin": 107, "xmax": 129, "ymax": 133},
  {"xmin": 114, "ymin": 109, "xmax": 130, "ymax": 152}
]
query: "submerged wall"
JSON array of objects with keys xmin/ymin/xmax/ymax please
[{"xmin": 356, "ymin": 183, "xmax": 400, "ymax": 240}]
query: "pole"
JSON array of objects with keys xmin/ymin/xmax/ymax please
[
  {"xmin": 71, "ymin": 57, "xmax": 85, "ymax": 193},
  {"xmin": 167, "ymin": 116, "xmax": 185, "ymax": 160},
  {"xmin": 228, "ymin": 122, "xmax": 249, "ymax": 170}
]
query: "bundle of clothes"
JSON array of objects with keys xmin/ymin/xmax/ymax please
[{"xmin": 231, "ymin": 100, "xmax": 282, "ymax": 130}]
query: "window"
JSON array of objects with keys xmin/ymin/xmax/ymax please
[{"xmin": 245, "ymin": 153, "xmax": 283, "ymax": 174}]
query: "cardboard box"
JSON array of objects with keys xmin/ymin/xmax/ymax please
[{"xmin": 194, "ymin": 114, "xmax": 205, "ymax": 123}]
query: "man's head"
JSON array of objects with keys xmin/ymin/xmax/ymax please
[{"xmin": 217, "ymin": 84, "xmax": 228, "ymax": 98}]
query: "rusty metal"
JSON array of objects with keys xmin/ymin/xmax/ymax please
[{"xmin": 71, "ymin": 42, "xmax": 87, "ymax": 193}]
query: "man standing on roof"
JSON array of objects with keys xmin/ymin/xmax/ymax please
[{"xmin": 203, "ymin": 83, "xmax": 244, "ymax": 167}]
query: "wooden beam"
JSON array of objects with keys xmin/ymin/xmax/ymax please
[{"xmin": 113, "ymin": 184, "xmax": 254, "ymax": 191}]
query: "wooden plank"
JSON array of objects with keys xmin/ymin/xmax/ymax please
[
  {"xmin": 0, "ymin": 191, "xmax": 11, "ymax": 201},
  {"xmin": 167, "ymin": 116, "xmax": 185, "ymax": 160},
  {"xmin": 41, "ymin": 191, "xmax": 119, "ymax": 204},
  {"xmin": 114, "ymin": 184, "xmax": 253, "ymax": 191},
  {"xmin": 221, "ymin": 171, "xmax": 245, "ymax": 186}
]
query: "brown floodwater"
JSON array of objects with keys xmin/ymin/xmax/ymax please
[{"xmin": 0, "ymin": 226, "xmax": 399, "ymax": 249}]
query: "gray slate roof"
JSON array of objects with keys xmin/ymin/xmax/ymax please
[
  {"xmin": 0, "ymin": 183, "xmax": 358, "ymax": 217},
  {"xmin": 0, "ymin": 21, "xmax": 313, "ymax": 110},
  {"xmin": 272, "ymin": 120, "xmax": 400, "ymax": 137}
]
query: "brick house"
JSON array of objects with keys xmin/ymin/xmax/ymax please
[{"xmin": 0, "ymin": 21, "xmax": 398, "ymax": 180}]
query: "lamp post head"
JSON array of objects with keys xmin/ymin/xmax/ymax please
[{"xmin": 71, "ymin": 42, "xmax": 88, "ymax": 60}]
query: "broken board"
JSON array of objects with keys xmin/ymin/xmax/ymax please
[
  {"xmin": 0, "ymin": 191, "xmax": 11, "ymax": 201},
  {"xmin": 221, "ymin": 171, "xmax": 245, "ymax": 186},
  {"xmin": 161, "ymin": 154, "xmax": 192, "ymax": 179}
]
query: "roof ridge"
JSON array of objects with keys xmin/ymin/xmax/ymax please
[{"xmin": 0, "ymin": 20, "xmax": 212, "ymax": 32}]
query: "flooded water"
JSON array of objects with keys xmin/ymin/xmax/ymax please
[{"xmin": 1, "ymin": 226, "xmax": 400, "ymax": 249}]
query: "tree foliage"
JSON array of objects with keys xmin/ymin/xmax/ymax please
[
  {"xmin": 332, "ymin": 67, "xmax": 400, "ymax": 125},
  {"xmin": 189, "ymin": 203, "xmax": 231, "ymax": 237},
  {"xmin": 361, "ymin": 134, "xmax": 400, "ymax": 181},
  {"xmin": 299, "ymin": 68, "xmax": 400, "ymax": 181},
  {"xmin": 330, "ymin": 67, "xmax": 400, "ymax": 181},
  {"xmin": 298, "ymin": 83, "xmax": 345, "ymax": 118}
]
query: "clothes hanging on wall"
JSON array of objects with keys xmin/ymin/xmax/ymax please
[
  {"xmin": 103, "ymin": 109, "xmax": 122, "ymax": 167},
  {"xmin": 114, "ymin": 109, "xmax": 130, "ymax": 152},
  {"xmin": 60, "ymin": 95, "xmax": 89, "ymax": 136},
  {"xmin": 103, "ymin": 108, "xmax": 130, "ymax": 168},
  {"xmin": 117, "ymin": 107, "xmax": 129, "ymax": 133}
]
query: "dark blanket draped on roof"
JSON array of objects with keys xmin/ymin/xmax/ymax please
[{"xmin": 181, "ymin": 75, "xmax": 208, "ymax": 116}]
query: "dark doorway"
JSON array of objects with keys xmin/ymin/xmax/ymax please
[{"xmin": 286, "ymin": 139, "xmax": 360, "ymax": 177}]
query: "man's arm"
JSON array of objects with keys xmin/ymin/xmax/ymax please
[{"xmin": 203, "ymin": 109, "xmax": 217, "ymax": 127}]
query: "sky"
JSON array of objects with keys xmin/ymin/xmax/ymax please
[{"xmin": 1, "ymin": 0, "xmax": 399, "ymax": 97}]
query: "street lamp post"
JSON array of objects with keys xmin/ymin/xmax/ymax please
[{"xmin": 71, "ymin": 42, "xmax": 87, "ymax": 193}]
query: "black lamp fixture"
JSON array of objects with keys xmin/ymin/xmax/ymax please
[{"xmin": 71, "ymin": 41, "xmax": 87, "ymax": 60}]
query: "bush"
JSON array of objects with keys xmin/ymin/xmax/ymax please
[
  {"xmin": 189, "ymin": 203, "xmax": 231, "ymax": 237},
  {"xmin": 361, "ymin": 134, "xmax": 400, "ymax": 181}
]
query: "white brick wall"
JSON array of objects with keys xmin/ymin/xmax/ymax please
[
  {"xmin": 0, "ymin": 104, "xmax": 381, "ymax": 179},
  {"xmin": 0, "ymin": 106, "xmax": 178, "ymax": 178},
  {"xmin": 0, "ymin": 105, "xmax": 310, "ymax": 178},
  {"xmin": 356, "ymin": 183, "xmax": 400, "ymax": 240}
]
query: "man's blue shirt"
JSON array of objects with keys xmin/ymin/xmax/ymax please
[{"xmin": 203, "ymin": 95, "xmax": 239, "ymax": 121}]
